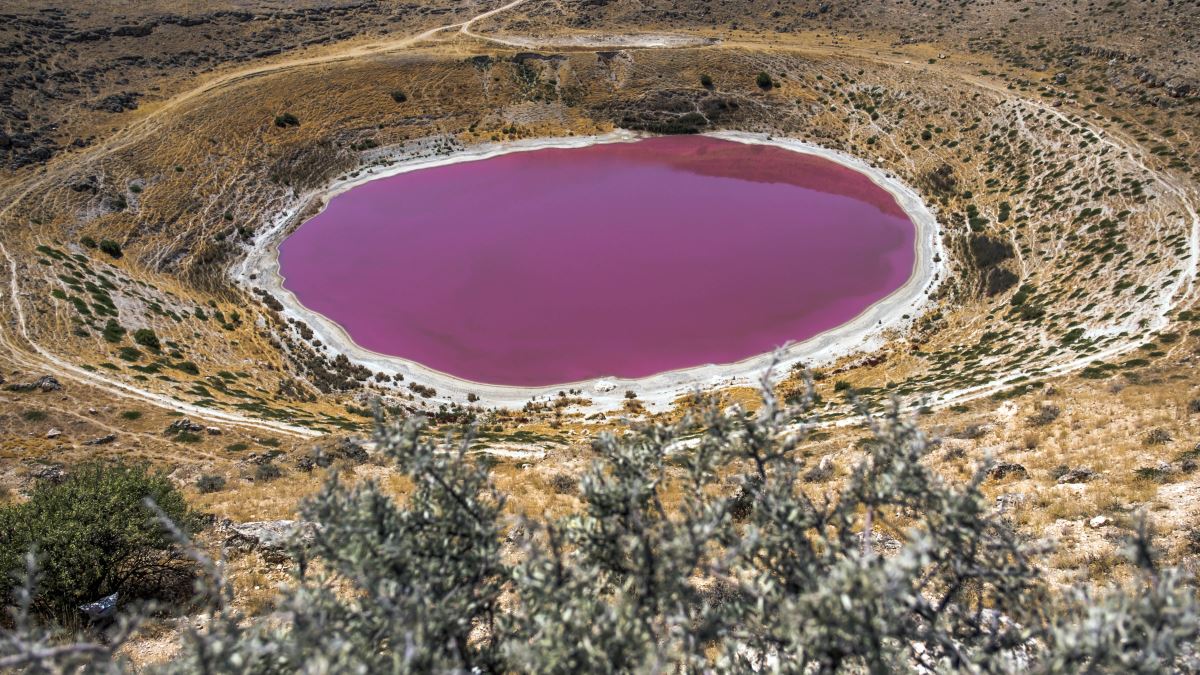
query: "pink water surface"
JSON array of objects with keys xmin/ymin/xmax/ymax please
[{"xmin": 278, "ymin": 136, "xmax": 915, "ymax": 386}]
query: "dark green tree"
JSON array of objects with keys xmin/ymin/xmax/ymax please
[
  {"xmin": 98, "ymin": 239, "xmax": 123, "ymax": 258},
  {"xmin": 0, "ymin": 463, "xmax": 199, "ymax": 620},
  {"xmin": 132, "ymin": 328, "xmax": 160, "ymax": 351}
]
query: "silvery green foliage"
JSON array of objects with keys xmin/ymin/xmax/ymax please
[{"xmin": 4, "ymin": 380, "xmax": 1200, "ymax": 673}]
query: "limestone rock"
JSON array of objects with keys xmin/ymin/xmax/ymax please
[
  {"xmin": 223, "ymin": 520, "xmax": 317, "ymax": 563},
  {"xmin": 166, "ymin": 418, "xmax": 204, "ymax": 434},
  {"xmin": 6, "ymin": 375, "xmax": 62, "ymax": 393},
  {"xmin": 1057, "ymin": 467, "xmax": 1097, "ymax": 484},
  {"xmin": 988, "ymin": 462, "xmax": 1028, "ymax": 480}
]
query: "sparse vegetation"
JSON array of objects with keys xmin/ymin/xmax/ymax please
[
  {"xmin": 9, "ymin": 396, "xmax": 1200, "ymax": 671},
  {"xmin": 196, "ymin": 474, "xmax": 226, "ymax": 493}
]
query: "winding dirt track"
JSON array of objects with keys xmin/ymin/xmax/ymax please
[
  {"xmin": 0, "ymin": 5, "xmax": 1197, "ymax": 436},
  {"xmin": 0, "ymin": 0, "xmax": 535, "ymax": 438}
]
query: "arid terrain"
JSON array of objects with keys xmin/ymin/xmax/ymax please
[{"xmin": 2, "ymin": 0, "xmax": 1200, "ymax": 663}]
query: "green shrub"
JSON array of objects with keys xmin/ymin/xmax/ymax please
[
  {"xmin": 254, "ymin": 462, "xmax": 282, "ymax": 482},
  {"xmin": 102, "ymin": 318, "xmax": 126, "ymax": 343},
  {"xmin": 700, "ymin": 73, "xmax": 713, "ymax": 88},
  {"xmin": 118, "ymin": 346, "xmax": 142, "ymax": 361},
  {"xmin": 195, "ymin": 474, "xmax": 226, "ymax": 494},
  {"xmin": 133, "ymin": 328, "xmax": 161, "ymax": 351},
  {"xmin": 98, "ymin": 239, "xmax": 123, "ymax": 258},
  {"xmin": 80, "ymin": 236, "xmax": 97, "ymax": 249},
  {"xmin": 390, "ymin": 90, "xmax": 408, "ymax": 103},
  {"xmin": 20, "ymin": 410, "xmax": 47, "ymax": 422},
  {"xmin": 274, "ymin": 112, "xmax": 300, "ymax": 128},
  {"xmin": 0, "ymin": 462, "xmax": 198, "ymax": 619},
  {"xmin": 119, "ymin": 410, "xmax": 143, "ymax": 421},
  {"xmin": 756, "ymin": 71, "xmax": 773, "ymax": 89}
]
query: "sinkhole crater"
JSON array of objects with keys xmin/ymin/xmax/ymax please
[{"xmin": 277, "ymin": 135, "xmax": 918, "ymax": 387}]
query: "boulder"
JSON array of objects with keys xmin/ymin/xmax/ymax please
[
  {"xmin": 988, "ymin": 462, "xmax": 1028, "ymax": 480},
  {"xmin": 29, "ymin": 464, "xmax": 66, "ymax": 484},
  {"xmin": 166, "ymin": 418, "xmax": 204, "ymax": 434},
  {"xmin": 1056, "ymin": 467, "xmax": 1096, "ymax": 484},
  {"xmin": 80, "ymin": 592, "xmax": 119, "ymax": 621},
  {"xmin": 802, "ymin": 455, "xmax": 835, "ymax": 483},
  {"xmin": 82, "ymin": 434, "xmax": 116, "ymax": 446},
  {"xmin": 223, "ymin": 520, "xmax": 317, "ymax": 562},
  {"xmin": 995, "ymin": 493, "xmax": 1026, "ymax": 514},
  {"xmin": 6, "ymin": 375, "xmax": 62, "ymax": 392},
  {"xmin": 854, "ymin": 530, "xmax": 902, "ymax": 556}
]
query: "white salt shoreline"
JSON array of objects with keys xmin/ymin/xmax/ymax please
[{"xmin": 236, "ymin": 130, "xmax": 945, "ymax": 413}]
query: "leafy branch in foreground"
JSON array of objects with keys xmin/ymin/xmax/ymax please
[{"xmin": 4, "ymin": 375, "xmax": 1199, "ymax": 672}]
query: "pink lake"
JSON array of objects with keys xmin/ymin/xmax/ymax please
[{"xmin": 278, "ymin": 136, "xmax": 915, "ymax": 387}]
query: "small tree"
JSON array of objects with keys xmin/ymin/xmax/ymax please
[
  {"xmin": 0, "ymin": 463, "xmax": 198, "ymax": 620},
  {"xmin": 102, "ymin": 318, "xmax": 126, "ymax": 344},
  {"xmin": 132, "ymin": 328, "xmax": 160, "ymax": 351},
  {"xmin": 98, "ymin": 239, "xmax": 123, "ymax": 258}
]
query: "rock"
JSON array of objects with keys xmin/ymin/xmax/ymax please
[
  {"xmin": 82, "ymin": 434, "xmax": 116, "ymax": 446},
  {"xmin": 594, "ymin": 379, "xmax": 617, "ymax": 393},
  {"xmin": 29, "ymin": 464, "xmax": 67, "ymax": 485},
  {"xmin": 1166, "ymin": 80, "xmax": 1193, "ymax": 99},
  {"xmin": 1053, "ymin": 72, "xmax": 1068, "ymax": 85},
  {"xmin": 6, "ymin": 375, "xmax": 62, "ymax": 392},
  {"xmin": 1057, "ymin": 467, "xmax": 1096, "ymax": 484},
  {"xmin": 166, "ymin": 418, "xmax": 204, "ymax": 434},
  {"xmin": 987, "ymin": 462, "xmax": 1028, "ymax": 480},
  {"xmin": 45, "ymin": 428, "xmax": 62, "ymax": 439},
  {"xmin": 853, "ymin": 530, "xmax": 902, "ymax": 556},
  {"xmin": 206, "ymin": 426, "xmax": 223, "ymax": 435},
  {"xmin": 90, "ymin": 91, "xmax": 141, "ymax": 113},
  {"xmin": 330, "ymin": 436, "xmax": 368, "ymax": 463},
  {"xmin": 295, "ymin": 454, "xmax": 318, "ymax": 473},
  {"xmin": 1088, "ymin": 515, "xmax": 1110, "ymax": 529},
  {"xmin": 79, "ymin": 592, "xmax": 118, "ymax": 621},
  {"xmin": 995, "ymin": 493, "xmax": 1026, "ymax": 514},
  {"xmin": 223, "ymin": 520, "xmax": 317, "ymax": 562},
  {"xmin": 803, "ymin": 455, "xmax": 834, "ymax": 483}
]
